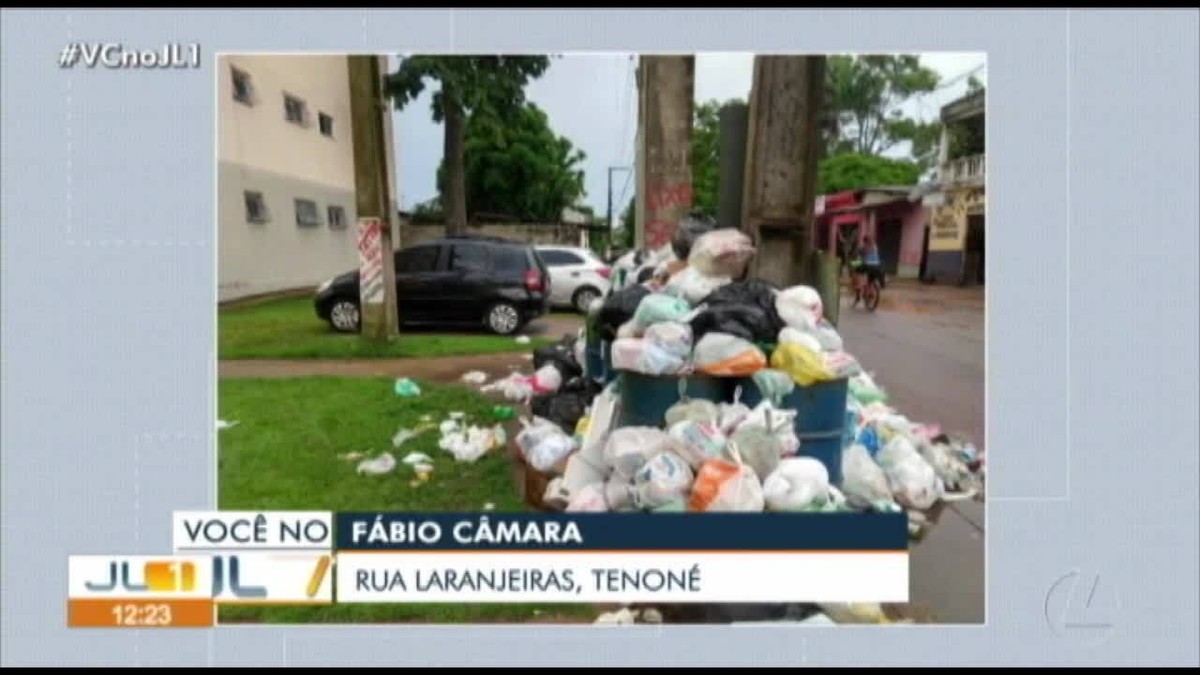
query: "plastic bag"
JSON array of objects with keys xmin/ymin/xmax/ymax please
[
  {"xmin": 849, "ymin": 372, "xmax": 888, "ymax": 405},
  {"xmin": 610, "ymin": 337, "xmax": 688, "ymax": 376},
  {"xmin": 770, "ymin": 341, "xmax": 837, "ymax": 386},
  {"xmin": 603, "ymin": 427, "xmax": 671, "ymax": 480},
  {"xmin": 840, "ymin": 444, "xmax": 894, "ymax": 507},
  {"xmin": 918, "ymin": 440, "xmax": 977, "ymax": 494},
  {"xmin": 778, "ymin": 326, "xmax": 824, "ymax": 353},
  {"xmin": 738, "ymin": 401, "xmax": 800, "ymax": 457},
  {"xmin": 689, "ymin": 458, "xmax": 765, "ymax": 512},
  {"xmin": 531, "ymin": 390, "xmax": 590, "ymax": 433},
  {"xmin": 693, "ymin": 333, "xmax": 768, "ymax": 377},
  {"xmin": 530, "ymin": 364, "xmax": 564, "ymax": 395},
  {"xmin": 664, "ymin": 394, "xmax": 721, "ymax": 427},
  {"xmin": 876, "ymin": 436, "xmax": 943, "ymax": 510},
  {"xmin": 566, "ymin": 483, "xmax": 610, "ymax": 512},
  {"xmin": 689, "ymin": 304, "xmax": 778, "ymax": 344},
  {"xmin": 533, "ymin": 337, "xmax": 584, "ymax": 380},
  {"xmin": 356, "ymin": 452, "xmax": 397, "ymax": 476},
  {"xmin": 616, "ymin": 320, "xmax": 641, "ymax": 340},
  {"xmin": 823, "ymin": 351, "xmax": 862, "ymax": 379},
  {"xmin": 578, "ymin": 385, "xmax": 620, "ymax": 466},
  {"xmin": 857, "ymin": 424, "xmax": 883, "ymax": 458},
  {"xmin": 597, "ymin": 284, "xmax": 652, "ymax": 340},
  {"xmin": 727, "ymin": 424, "xmax": 782, "ymax": 481},
  {"xmin": 643, "ymin": 322, "xmax": 694, "ymax": 359},
  {"xmin": 632, "ymin": 452, "xmax": 696, "ymax": 509},
  {"xmin": 604, "ymin": 477, "xmax": 636, "ymax": 511},
  {"xmin": 717, "ymin": 401, "xmax": 752, "ymax": 435},
  {"xmin": 811, "ymin": 320, "xmax": 844, "ymax": 353},
  {"xmin": 688, "ymin": 228, "xmax": 757, "ymax": 278},
  {"xmin": 663, "ymin": 267, "xmax": 732, "ymax": 306},
  {"xmin": 699, "ymin": 278, "xmax": 783, "ymax": 320},
  {"xmin": 761, "ymin": 457, "xmax": 831, "ymax": 511},
  {"xmin": 516, "ymin": 417, "xmax": 578, "ymax": 473},
  {"xmin": 672, "ymin": 213, "xmax": 719, "ymax": 259},
  {"xmin": 481, "ymin": 372, "xmax": 534, "ymax": 402},
  {"xmin": 633, "ymin": 293, "xmax": 692, "ymax": 331},
  {"xmin": 667, "ymin": 419, "xmax": 728, "ymax": 469},
  {"xmin": 776, "ymin": 285, "xmax": 824, "ymax": 329},
  {"xmin": 751, "ymin": 368, "xmax": 796, "ymax": 405}
]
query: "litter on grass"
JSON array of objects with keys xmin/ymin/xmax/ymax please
[
  {"xmin": 393, "ymin": 378, "xmax": 421, "ymax": 397},
  {"xmin": 217, "ymin": 419, "xmax": 239, "ymax": 430},
  {"xmin": 515, "ymin": 335, "xmax": 532, "ymax": 344},
  {"xmin": 461, "ymin": 370, "xmax": 489, "ymax": 385},
  {"xmin": 356, "ymin": 452, "xmax": 397, "ymax": 476}
]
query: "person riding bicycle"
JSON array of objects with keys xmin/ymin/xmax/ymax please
[{"xmin": 856, "ymin": 236, "xmax": 886, "ymax": 289}]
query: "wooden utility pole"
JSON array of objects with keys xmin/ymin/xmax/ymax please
[
  {"xmin": 348, "ymin": 55, "xmax": 400, "ymax": 342},
  {"xmin": 741, "ymin": 55, "xmax": 826, "ymax": 289}
]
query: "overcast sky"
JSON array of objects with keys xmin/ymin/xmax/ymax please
[{"xmin": 390, "ymin": 52, "xmax": 986, "ymax": 217}]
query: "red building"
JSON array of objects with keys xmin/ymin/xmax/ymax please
[{"xmin": 813, "ymin": 186, "xmax": 929, "ymax": 280}]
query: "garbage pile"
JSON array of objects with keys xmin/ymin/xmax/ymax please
[{"xmin": 470, "ymin": 225, "xmax": 985, "ymax": 623}]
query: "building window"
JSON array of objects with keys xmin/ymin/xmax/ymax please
[
  {"xmin": 295, "ymin": 199, "xmax": 320, "ymax": 227},
  {"xmin": 284, "ymin": 94, "xmax": 308, "ymax": 126},
  {"xmin": 327, "ymin": 205, "xmax": 347, "ymax": 229},
  {"xmin": 232, "ymin": 67, "xmax": 254, "ymax": 105},
  {"xmin": 244, "ymin": 191, "xmax": 268, "ymax": 223},
  {"xmin": 318, "ymin": 113, "xmax": 334, "ymax": 137}
]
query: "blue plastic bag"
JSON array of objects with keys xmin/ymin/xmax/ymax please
[{"xmin": 857, "ymin": 425, "xmax": 882, "ymax": 458}]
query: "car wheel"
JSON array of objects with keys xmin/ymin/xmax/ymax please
[
  {"xmin": 485, "ymin": 302, "xmax": 522, "ymax": 336},
  {"xmin": 328, "ymin": 299, "xmax": 361, "ymax": 333},
  {"xmin": 572, "ymin": 286, "xmax": 601, "ymax": 314}
]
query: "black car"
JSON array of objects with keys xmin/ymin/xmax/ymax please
[{"xmin": 314, "ymin": 235, "xmax": 551, "ymax": 335}]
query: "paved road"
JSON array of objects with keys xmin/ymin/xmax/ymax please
[{"xmin": 837, "ymin": 283, "xmax": 985, "ymax": 624}]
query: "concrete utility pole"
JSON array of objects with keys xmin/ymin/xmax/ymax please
[
  {"xmin": 741, "ymin": 55, "xmax": 827, "ymax": 290},
  {"xmin": 635, "ymin": 55, "xmax": 695, "ymax": 252},
  {"xmin": 717, "ymin": 102, "xmax": 749, "ymax": 230},
  {"xmin": 348, "ymin": 54, "xmax": 400, "ymax": 342}
]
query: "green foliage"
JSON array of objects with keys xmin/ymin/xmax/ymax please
[
  {"xmin": 966, "ymin": 74, "xmax": 984, "ymax": 92},
  {"xmin": 823, "ymin": 55, "xmax": 942, "ymax": 169},
  {"xmin": 432, "ymin": 103, "xmax": 586, "ymax": 222},
  {"xmin": 613, "ymin": 199, "xmax": 635, "ymax": 249},
  {"xmin": 818, "ymin": 153, "xmax": 920, "ymax": 195},
  {"xmin": 384, "ymin": 55, "xmax": 551, "ymax": 120},
  {"xmin": 691, "ymin": 99, "xmax": 732, "ymax": 218}
]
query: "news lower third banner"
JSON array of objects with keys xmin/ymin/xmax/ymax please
[
  {"xmin": 67, "ymin": 510, "xmax": 908, "ymax": 627},
  {"xmin": 335, "ymin": 512, "xmax": 909, "ymax": 604}
]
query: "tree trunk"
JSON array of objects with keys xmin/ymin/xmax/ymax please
[{"xmin": 442, "ymin": 94, "xmax": 468, "ymax": 236}]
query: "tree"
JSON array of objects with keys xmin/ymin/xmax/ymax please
[
  {"xmin": 818, "ymin": 153, "xmax": 921, "ymax": 195},
  {"xmin": 823, "ymin": 55, "xmax": 941, "ymax": 168},
  {"xmin": 966, "ymin": 74, "xmax": 984, "ymax": 93},
  {"xmin": 433, "ymin": 102, "xmax": 586, "ymax": 222},
  {"xmin": 384, "ymin": 56, "xmax": 551, "ymax": 235},
  {"xmin": 691, "ymin": 99, "xmax": 733, "ymax": 218},
  {"xmin": 612, "ymin": 199, "xmax": 635, "ymax": 250}
]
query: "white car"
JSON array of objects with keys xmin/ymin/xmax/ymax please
[{"xmin": 535, "ymin": 245, "xmax": 613, "ymax": 313}]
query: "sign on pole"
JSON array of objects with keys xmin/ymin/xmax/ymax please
[{"xmin": 357, "ymin": 217, "xmax": 384, "ymax": 306}]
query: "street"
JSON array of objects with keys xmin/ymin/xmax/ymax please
[{"xmin": 837, "ymin": 281, "xmax": 985, "ymax": 624}]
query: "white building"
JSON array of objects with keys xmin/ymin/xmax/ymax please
[{"xmin": 217, "ymin": 54, "xmax": 397, "ymax": 301}]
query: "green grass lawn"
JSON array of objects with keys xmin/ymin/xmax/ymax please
[
  {"xmin": 218, "ymin": 376, "xmax": 593, "ymax": 624},
  {"xmin": 219, "ymin": 296, "xmax": 554, "ymax": 360}
]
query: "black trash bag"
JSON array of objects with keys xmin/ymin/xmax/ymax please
[
  {"xmin": 636, "ymin": 267, "xmax": 657, "ymax": 284},
  {"xmin": 697, "ymin": 278, "xmax": 786, "ymax": 338},
  {"xmin": 690, "ymin": 304, "xmax": 778, "ymax": 344},
  {"xmin": 596, "ymin": 284, "xmax": 651, "ymax": 340},
  {"xmin": 671, "ymin": 212, "xmax": 719, "ymax": 260},
  {"xmin": 533, "ymin": 335, "xmax": 583, "ymax": 379},
  {"xmin": 530, "ymin": 377, "xmax": 601, "ymax": 432}
]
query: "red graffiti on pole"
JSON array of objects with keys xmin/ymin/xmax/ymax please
[{"xmin": 645, "ymin": 182, "xmax": 693, "ymax": 249}]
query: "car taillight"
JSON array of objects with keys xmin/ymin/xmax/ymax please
[
  {"xmin": 524, "ymin": 269, "xmax": 544, "ymax": 292},
  {"xmin": 596, "ymin": 267, "xmax": 612, "ymax": 279}
]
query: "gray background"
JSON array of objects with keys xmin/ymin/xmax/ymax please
[{"xmin": 2, "ymin": 8, "xmax": 1197, "ymax": 667}]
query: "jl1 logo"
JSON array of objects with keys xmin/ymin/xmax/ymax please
[
  {"xmin": 85, "ymin": 557, "xmax": 267, "ymax": 598},
  {"xmin": 86, "ymin": 560, "xmax": 196, "ymax": 594}
]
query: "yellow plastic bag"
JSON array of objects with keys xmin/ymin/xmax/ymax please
[{"xmin": 770, "ymin": 342, "xmax": 836, "ymax": 386}]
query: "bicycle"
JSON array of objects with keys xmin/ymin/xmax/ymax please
[{"xmin": 849, "ymin": 261, "xmax": 881, "ymax": 312}]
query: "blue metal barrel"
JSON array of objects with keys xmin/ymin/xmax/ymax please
[
  {"xmin": 738, "ymin": 375, "xmax": 850, "ymax": 485},
  {"xmin": 615, "ymin": 372, "xmax": 731, "ymax": 429}
]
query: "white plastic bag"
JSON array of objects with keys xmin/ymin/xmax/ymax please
[
  {"xmin": 531, "ymin": 364, "xmax": 564, "ymax": 394},
  {"xmin": 811, "ymin": 320, "xmax": 845, "ymax": 352},
  {"xmin": 840, "ymin": 443, "xmax": 894, "ymax": 506},
  {"xmin": 356, "ymin": 452, "xmax": 397, "ymax": 476},
  {"xmin": 664, "ymin": 397, "xmax": 721, "ymax": 427},
  {"xmin": 604, "ymin": 477, "xmax": 636, "ymax": 511},
  {"xmin": 688, "ymin": 458, "xmax": 765, "ymax": 512},
  {"xmin": 717, "ymin": 401, "xmax": 752, "ymax": 434},
  {"xmin": 633, "ymin": 294, "xmax": 692, "ymax": 331},
  {"xmin": 578, "ymin": 385, "xmax": 620, "ymax": 466},
  {"xmin": 727, "ymin": 424, "xmax": 783, "ymax": 481},
  {"xmin": 643, "ymin": 321, "xmax": 694, "ymax": 359},
  {"xmin": 761, "ymin": 457, "xmax": 831, "ymax": 511},
  {"xmin": 566, "ymin": 483, "xmax": 610, "ymax": 512},
  {"xmin": 692, "ymin": 332, "xmax": 767, "ymax": 377},
  {"xmin": 666, "ymin": 419, "xmax": 728, "ymax": 469},
  {"xmin": 877, "ymin": 436, "xmax": 943, "ymax": 510},
  {"xmin": 480, "ymin": 372, "xmax": 535, "ymax": 402},
  {"xmin": 776, "ymin": 285, "xmax": 824, "ymax": 329},
  {"xmin": 610, "ymin": 338, "xmax": 687, "ymax": 376},
  {"xmin": 516, "ymin": 417, "xmax": 578, "ymax": 472},
  {"xmin": 664, "ymin": 267, "xmax": 732, "ymax": 305},
  {"xmin": 738, "ymin": 401, "xmax": 800, "ymax": 457},
  {"xmin": 778, "ymin": 326, "xmax": 824, "ymax": 353},
  {"xmin": 688, "ymin": 228, "xmax": 756, "ymax": 278},
  {"xmin": 603, "ymin": 427, "xmax": 671, "ymax": 480},
  {"xmin": 632, "ymin": 452, "xmax": 695, "ymax": 509}
]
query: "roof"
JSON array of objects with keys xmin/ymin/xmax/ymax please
[{"xmin": 941, "ymin": 88, "xmax": 985, "ymax": 123}]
